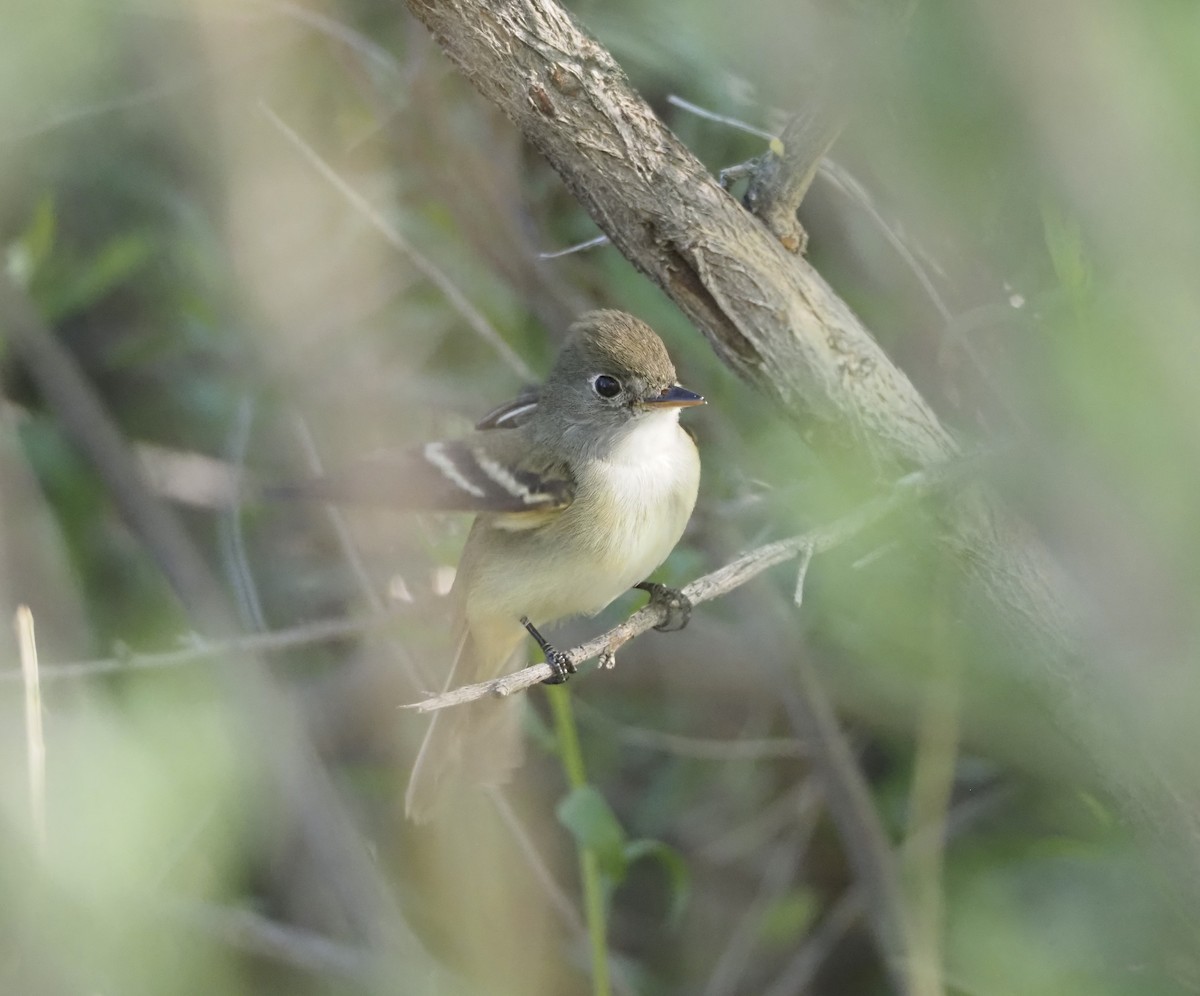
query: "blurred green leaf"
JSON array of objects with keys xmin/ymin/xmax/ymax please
[
  {"xmin": 557, "ymin": 786, "xmax": 692, "ymax": 924},
  {"xmin": 44, "ymin": 230, "xmax": 154, "ymax": 321},
  {"xmin": 25, "ymin": 194, "xmax": 58, "ymax": 271},
  {"xmin": 557, "ymin": 785, "xmax": 629, "ymax": 883},
  {"xmin": 758, "ymin": 888, "xmax": 819, "ymax": 947},
  {"xmin": 623, "ymin": 838, "xmax": 691, "ymax": 926},
  {"xmin": 1041, "ymin": 200, "xmax": 1093, "ymax": 306},
  {"xmin": 6, "ymin": 195, "xmax": 57, "ymax": 288}
]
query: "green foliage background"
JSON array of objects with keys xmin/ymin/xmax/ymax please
[{"xmin": 2, "ymin": 1, "xmax": 1200, "ymax": 994}]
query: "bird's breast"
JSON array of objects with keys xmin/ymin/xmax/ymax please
[
  {"xmin": 464, "ymin": 415, "xmax": 700, "ymax": 634},
  {"xmin": 558, "ymin": 417, "xmax": 699, "ymax": 612}
]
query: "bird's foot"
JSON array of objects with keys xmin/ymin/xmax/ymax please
[
  {"xmin": 634, "ymin": 581, "xmax": 693, "ymax": 632},
  {"xmin": 521, "ymin": 616, "xmax": 578, "ymax": 684}
]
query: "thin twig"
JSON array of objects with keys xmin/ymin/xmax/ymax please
[
  {"xmin": 256, "ymin": 0, "xmax": 402, "ymax": 78},
  {"xmin": 665, "ymin": 95, "xmax": 776, "ymax": 141},
  {"xmin": 703, "ymin": 843, "xmax": 797, "ymax": 996},
  {"xmin": 780, "ymin": 635, "xmax": 913, "ymax": 996},
  {"xmin": 538, "ymin": 233, "xmax": 610, "ymax": 259},
  {"xmin": 760, "ymin": 886, "xmax": 864, "ymax": 996},
  {"xmin": 167, "ymin": 899, "xmax": 375, "ymax": 982},
  {"xmin": 485, "ymin": 787, "xmax": 584, "ymax": 932},
  {"xmin": 16, "ymin": 606, "xmax": 46, "ymax": 854},
  {"xmin": 761, "ymin": 781, "xmax": 1015, "ymax": 996},
  {"xmin": 220, "ymin": 397, "xmax": 267, "ymax": 632},
  {"xmin": 258, "ymin": 101, "xmax": 536, "ymax": 383},
  {"xmin": 699, "ymin": 779, "xmax": 820, "ymax": 864},
  {"xmin": 665, "ymin": 95, "xmax": 1023, "ymax": 427},
  {"xmin": 704, "ymin": 825, "xmax": 815, "ymax": 996},
  {"xmin": 407, "ymin": 463, "xmax": 964, "ymax": 712},
  {"xmin": 0, "ymin": 611, "xmax": 400, "ymax": 684},
  {"xmin": 575, "ymin": 704, "xmax": 805, "ymax": 762},
  {"xmin": 0, "ymin": 271, "xmax": 226, "ymax": 630},
  {"xmin": 665, "ymin": 95, "xmax": 954, "ymax": 324},
  {"xmin": 792, "ymin": 541, "xmax": 813, "ymax": 609},
  {"xmin": 289, "ymin": 413, "xmax": 387, "ymax": 614}
]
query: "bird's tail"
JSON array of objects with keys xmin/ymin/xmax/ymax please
[{"xmin": 404, "ymin": 634, "xmax": 525, "ymax": 823}]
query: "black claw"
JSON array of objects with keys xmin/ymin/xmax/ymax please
[
  {"xmin": 542, "ymin": 649, "xmax": 577, "ymax": 684},
  {"xmin": 521, "ymin": 616, "xmax": 578, "ymax": 684},
  {"xmin": 635, "ymin": 581, "xmax": 693, "ymax": 632}
]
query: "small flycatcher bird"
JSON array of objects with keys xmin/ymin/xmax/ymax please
[{"xmin": 294, "ymin": 311, "xmax": 704, "ymax": 820}]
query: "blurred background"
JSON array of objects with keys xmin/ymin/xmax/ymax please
[{"xmin": 2, "ymin": 0, "xmax": 1200, "ymax": 993}]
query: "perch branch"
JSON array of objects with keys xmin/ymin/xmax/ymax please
[{"xmin": 408, "ymin": 464, "xmax": 958, "ymax": 713}]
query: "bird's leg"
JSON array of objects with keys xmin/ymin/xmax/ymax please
[
  {"xmin": 635, "ymin": 581, "xmax": 693, "ymax": 632},
  {"xmin": 520, "ymin": 616, "xmax": 577, "ymax": 684}
]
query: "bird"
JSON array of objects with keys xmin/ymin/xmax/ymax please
[{"xmin": 279, "ymin": 310, "xmax": 705, "ymax": 821}]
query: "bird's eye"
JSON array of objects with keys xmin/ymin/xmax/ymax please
[{"xmin": 592, "ymin": 374, "xmax": 622, "ymax": 398}]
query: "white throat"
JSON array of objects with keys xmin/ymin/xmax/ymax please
[{"xmin": 607, "ymin": 408, "xmax": 683, "ymax": 466}]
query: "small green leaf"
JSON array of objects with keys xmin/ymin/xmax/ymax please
[
  {"xmin": 1041, "ymin": 200, "xmax": 1092, "ymax": 305},
  {"xmin": 46, "ymin": 231, "xmax": 154, "ymax": 321},
  {"xmin": 556, "ymin": 785, "xmax": 628, "ymax": 883},
  {"xmin": 623, "ymin": 838, "xmax": 691, "ymax": 926},
  {"xmin": 758, "ymin": 888, "xmax": 819, "ymax": 946},
  {"xmin": 6, "ymin": 196, "xmax": 56, "ymax": 287},
  {"xmin": 1077, "ymin": 790, "xmax": 1115, "ymax": 830},
  {"xmin": 25, "ymin": 195, "xmax": 57, "ymax": 270}
]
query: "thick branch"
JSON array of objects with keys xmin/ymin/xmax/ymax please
[
  {"xmin": 401, "ymin": 0, "xmax": 1074, "ymax": 670},
  {"xmin": 745, "ymin": 107, "xmax": 846, "ymax": 254},
  {"xmin": 406, "ymin": 0, "xmax": 951, "ymax": 461}
]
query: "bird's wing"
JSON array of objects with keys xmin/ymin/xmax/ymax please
[
  {"xmin": 474, "ymin": 386, "xmax": 540, "ymax": 431},
  {"xmin": 417, "ymin": 432, "xmax": 574, "ymax": 513},
  {"xmin": 266, "ymin": 429, "xmax": 575, "ymax": 515}
]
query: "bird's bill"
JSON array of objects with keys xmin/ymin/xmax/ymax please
[{"xmin": 641, "ymin": 383, "xmax": 706, "ymax": 408}]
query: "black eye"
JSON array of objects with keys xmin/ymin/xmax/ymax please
[{"xmin": 592, "ymin": 374, "xmax": 622, "ymax": 398}]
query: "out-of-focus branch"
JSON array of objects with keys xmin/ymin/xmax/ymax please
[
  {"xmin": 259, "ymin": 101, "xmax": 537, "ymax": 383},
  {"xmin": 0, "ymin": 271, "xmax": 228, "ymax": 621},
  {"xmin": 778, "ymin": 628, "xmax": 912, "ymax": 996},
  {"xmin": 16, "ymin": 605, "xmax": 46, "ymax": 853},
  {"xmin": 409, "ymin": 464, "xmax": 958, "ymax": 712},
  {"xmin": 167, "ymin": 899, "xmax": 376, "ymax": 982},
  {"xmin": 575, "ymin": 704, "xmax": 806, "ymax": 761},
  {"xmin": 744, "ymin": 107, "xmax": 846, "ymax": 254},
  {"xmin": 903, "ymin": 582, "xmax": 961, "ymax": 996},
  {"xmin": 0, "ymin": 272, "xmax": 423, "ymax": 959},
  {"xmin": 0, "ymin": 612, "xmax": 400, "ymax": 684}
]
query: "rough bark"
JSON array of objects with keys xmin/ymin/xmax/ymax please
[
  {"xmin": 745, "ymin": 107, "xmax": 846, "ymax": 254},
  {"xmin": 408, "ymin": 0, "xmax": 952, "ymax": 465},
  {"xmin": 402, "ymin": 0, "xmax": 1073, "ymax": 664}
]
